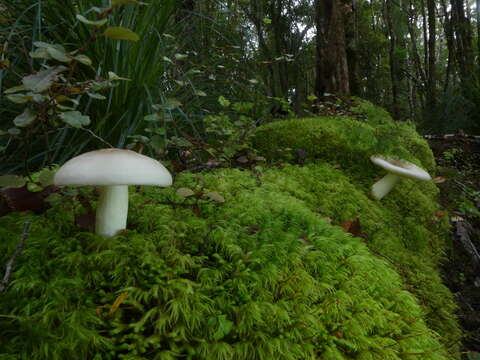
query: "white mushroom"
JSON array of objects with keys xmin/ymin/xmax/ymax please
[
  {"xmin": 54, "ymin": 148, "xmax": 172, "ymax": 237},
  {"xmin": 370, "ymin": 156, "xmax": 431, "ymax": 200}
]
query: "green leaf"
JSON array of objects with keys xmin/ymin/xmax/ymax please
[
  {"xmin": 195, "ymin": 90, "xmax": 207, "ymax": 97},
  {"xmin": 59, "ymin": 111, "xmax": 91, "ymax": 128},
  {"xmin": 33, "ymin": 41, "xmax": 65, "ymax": 51},
  {"xmin": 108, "ymin": 71, "xmax": 130, "ymax": 81},
  {"xmin": 0, "ymin": 175, "xmax": 26, "ymax": 188},
  {"xmin": 4, "ymin": 85, "xmax": 26, "ymax": 94},
  {"xmin": 27, "ymin": 183, "xmax": 44, "ymax": 192},
  {"xmin": 205, "ymin": 191, "xmax": 225, "ymax": 203},
  {"xmin": 150, "ymin": 135, "xmax": 165, "ymax": 150},
  {"xmin": 74, "ymin": 54, "xmax": 92, "ymax": 66},
  {"xmin": 176, "ymin": 187, "xmax": 195, "ymax": 198},
  {"xmin": 218, "ymin": 96, "xmax": 230, "ymax": 108},
  {"xmin": 127, "ymin": 135, "xmax": 149, "ymax": 143},
  {"xmin": 144, "ymin": 113, "xmax": 160, "ymax": 122},
  {"xmin": 13, "ymin": 108, "xmax": 36, "ymax": 127},
  {"xmin": 169, "ymin": 136, "xmax": 192, "ymax": 147},
  {"xmin": 161, "ymin": 98, "xmax": 182, "ymax": 110},
  {"xmin": 162, "ymin": 56, "xmax": 173, "ymax": 64},
  {"xmin": 29, "ymin": 93, "xmax": 48, "ymax": 103},
  {"xmin": 46, "ymin": 47, "xmax": 71, "ymax": 63},
  {"xmin": 103, "ymin": 27, "xmax": 140, "ymax": 41},
  {"xmin": 263, "ymin": 17, "xmax": 272, "ymax": 24},
  {"xmin": 76, "ymin": 14, "xmax": 108, "ymax": 27},
  {"xmin": 37, "ymin": 168, "xmax": 57, "ymax": 186},
  {"xmin": 30, "ymin": 48, "xmax": 51, "ymax": 59},
  {"xmin": 6, "ymin": 93, "xmax": 31, "ymax": 104},
  {"xmin": 8, "ymin": 128, "xmax": 21, "ymax": 136},
  {"xmin": 22, "ymin": 66, "xmax": 68, "ymax": 93},
  {"xmin": 56, "ymin": 104, "xmax": 75, "ymax": 111},
  {"xmin": 87, "ymin": 92, "xmax": 107, "ymax": 100},
  {"xmin": 174, "ymin": 53, "xmax": 188, "ymax": 60}
]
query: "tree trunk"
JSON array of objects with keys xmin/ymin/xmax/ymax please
[
  {"xmin": 477, "ymin": 0, "xmax": 480, "ymax": 66},
  {"xmin": 314, "ymin": 0, "xmax": 350, "ymax": 98},
  {"xmin": 450, "ymin": 0, "xmax": 474, "ymax": 82},
  {"xmin": 426, "ymin": 0, "xmax": 437, "ymax": 114},
  {"xmin": 384, "ymin": 0, "xmax": 400, "ymax": 119}
]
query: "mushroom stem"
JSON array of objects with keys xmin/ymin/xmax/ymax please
[
  {"xmin": 96, "ymin": 185, "xmax": 129, "ymax": 237},
  {"xmin": 371, "ymin": 173, "xmax": 400, "ymax": 200}
]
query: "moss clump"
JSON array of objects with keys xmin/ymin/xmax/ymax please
[
  {"xmin": 253, "ymin": 100, "xmax": 435, "ymax": 173},
  {"xmin": 0, "ymin": 100, "xmax": 460, "ymax": 359},
  {"xmin": 1, "ymin": 169, "xmax": 456, "ymax": 359}
]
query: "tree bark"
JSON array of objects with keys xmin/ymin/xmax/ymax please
[{"xmin": 314, "ymin": 0, "xmax": 350, "ymax": 98}]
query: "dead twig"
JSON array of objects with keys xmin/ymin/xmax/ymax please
[{"xmin": 0, "ymin": 220, "xmax": 30, "ymax": 293}]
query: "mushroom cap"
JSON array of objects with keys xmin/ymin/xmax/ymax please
[
  {"xmin": 54, "ymin": 148, "xmax": 173, "ymax": 186},
  {"xmin": 370, "ymin": 156, "xmax": 431, "ymax": 181}
]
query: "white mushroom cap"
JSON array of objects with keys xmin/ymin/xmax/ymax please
[
  {"xmin": 370, "ymin": 156, "xmax": 431, "ymax": 181},
  {"xmin": 54, "ymin": 148, "xmax": 172, "ymax": 186}
]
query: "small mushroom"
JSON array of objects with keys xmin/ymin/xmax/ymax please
[
  {"xmin": 370, "ymin": 156, "xmax": 431, "ymax": 200},
  {"xmin": 54, "ymin": 148, "xmax": 172, "ymax": 237}
]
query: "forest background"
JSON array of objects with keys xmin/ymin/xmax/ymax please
[{"xmin": 0, "ymin": 0, "xmax": 479, "ymax": 173}]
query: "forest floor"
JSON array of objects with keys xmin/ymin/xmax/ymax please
[{"xmin": 427, "ymin": 134, "xmax": 480, "ymax": 358}]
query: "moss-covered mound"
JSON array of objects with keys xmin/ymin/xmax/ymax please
[
  {"xmin": 253, "ymin": 99, "xmax": 435, "ymax": 175},
  {"xmin": 0, "ymin": 101, "xmax": 460, "ymax": 359}
]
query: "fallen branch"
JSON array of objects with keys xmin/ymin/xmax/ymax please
[
  {"xmin": 454, "ymin": 220, "xmax": 480, "ymax": 268},
  {"xmin": 0, "ymin": 220, "xmax": 30, "ymax": 293}
]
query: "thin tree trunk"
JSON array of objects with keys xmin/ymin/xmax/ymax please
[
  {"xmin": 426, "ymin": 0, "xmax": 437, "ymax": 113},
  {"xmin": 384, "ymin": 0, "xmax": 400, "ymax": 119},
  {"xmin": 477, "ymin": 0, "xmax": 480, "ymax": 65},
  {"xmin": 440, "ymin": 0, "xmax": 454, "ymax": 93}
]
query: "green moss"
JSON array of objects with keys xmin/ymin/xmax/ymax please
[
  {"xmin": 0, "ymin": 100, "xmax": 460, "ymax": 359},
  {"xmin": 253, "ymin": 100, "xmax": 435, "ymax": 174}
]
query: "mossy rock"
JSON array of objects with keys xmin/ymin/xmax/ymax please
[
  {"xmin": 0, "ymin": 101, "xmax": 460, "ymax": 359},
  {"xmin": 253, "ymin": 100, "xmax": 435, "ymax": 174}
]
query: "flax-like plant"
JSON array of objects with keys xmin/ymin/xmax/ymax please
[{"xmin": 0, "ymin": 0, "xmax": 175, "ymax": 172}]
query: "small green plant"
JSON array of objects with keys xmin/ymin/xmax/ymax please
[
  {"xmin": 442, "ymin": 147, "xmax": 463, "ymax": 162},
  {"xmin": 129, "ymin": 96, "xmax": 266, "ymax": 170},
  {"xmin": 0, "ymin": 0, "xmax": 148, "ymax": 172}
]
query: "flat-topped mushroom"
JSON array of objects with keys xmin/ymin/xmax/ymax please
[
  {"xmin": 370, "ymin": 156, "xmax": 431, "ymax": 200},
  {"xmin": 54, "ymin": 148, "xmax": 172, "ymax": 237}
]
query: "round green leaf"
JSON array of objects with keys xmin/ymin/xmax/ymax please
[
  {"xmin": 218, "ymin": 96, "xmax": 231, "ymax": 107},
  {"xmin": 13, "ymin": 108, "xmax": 37, "ymax": 127},
  {"xmin": 176, "ymin": 187, "xmax": 195, "ymax": 198},
  {"xmin": 22, "ymin": 66, "xmax": 68, "ymax": 93},
  {"xmin": 46, "ymin": 47, "xmax": 71, "ymax": 63},
  {"xmin": 74, "ymin": 54, "xmax": 92, "ymax": 66},
  {"xmin": 60, "ymin": 111, "xmax": 91, "ymax": 128},
  {"xmin": 205, "ymin": 191, "xmax": 225, "ymax": 203}
]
